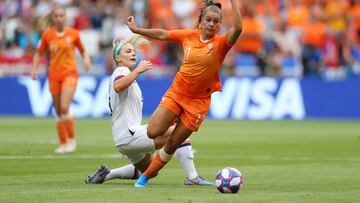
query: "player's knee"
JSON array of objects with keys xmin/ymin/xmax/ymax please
[
  {"xmin": 55, "ymin": 110, "xmax": 61, "ymax": 117},
  {"xmin": 147, "ymin": 125, "xmax": 162, "ymax": 139},
  {"xmin": 60, "ymin": 107, "xmax": 68, "ymax": 116}
]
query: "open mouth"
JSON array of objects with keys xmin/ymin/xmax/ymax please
[{"xmin": 207, "ymin": 28, "xmax": 214, "ymax": 32}]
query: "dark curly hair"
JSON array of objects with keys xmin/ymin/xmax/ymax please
[{"xmin": 195, "ymin": 0, "xmax": 222, "ymax": 29}]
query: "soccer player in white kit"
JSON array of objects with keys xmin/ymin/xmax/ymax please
[{"xmin": 85, "ymin": 34, "xmax": 212, "ymax": 185}]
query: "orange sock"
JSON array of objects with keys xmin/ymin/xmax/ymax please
[
  {"xmin": 144, "ymin": 153, "xmax": 168, "ymax": 178},
  {"xmin": 64, "ymin": 117, "xmax": 75, "ymax": 139},
  {"xmin": 56, "ymin": 120, "xmax": 67, "ymax": 144}
]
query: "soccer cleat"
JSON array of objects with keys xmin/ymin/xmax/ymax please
[
  {"xmin": 54, "ymin": 145, "xmax": 67, "ymax": 154},
  {"xmin": 184, "ymin": 176, "xmax": 213, "ymax": 186},
  {"xmin": 134, "ymin": 174, "xmax": 149, "ymax": 188},
  {"xmin": 65, "ymin": 139, "xmax": 77, "ymax": 153},
  {"xmin": 85, "ymin": 165, "xmax": 110, "ymax": 184}
]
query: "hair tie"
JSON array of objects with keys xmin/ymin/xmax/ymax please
[{"xmin": 210, "ymin": 2, "xmax": 222, "ymax": 9}]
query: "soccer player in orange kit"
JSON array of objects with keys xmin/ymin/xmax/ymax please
[
  {"xmin": 126, "ymin": 0, "xmax": 243, "ymax": 187},
  {"xmin": 31, "ymin": 5, "xmax": 91, "ymax": 154}
]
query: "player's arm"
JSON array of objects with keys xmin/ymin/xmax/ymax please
[
  {"xmin": 114, "ymin": 60, "xmax": 152, "ymax": 93},
  {"xmin": 31, "ymin": 51, "xmax": 45, "ymax": 80},
  {"xmin": 80, "ymin": 51, "xmax": 91, "ymax": 72},
  {"xmin": 75, "ymin": 32, "xmax": 91, "ymax": 71},
  {"xmin": 226, "ymin": 0, "xmax": 243, "ymax": 45},
  {"xmin": 126, "ymin": 16, "xmax": 168, "ymax": 41},
  {"xmin": 32, "ymin": 33, "xmax": 48, "ymax": 80}
]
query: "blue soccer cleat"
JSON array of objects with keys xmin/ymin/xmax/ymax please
[{"xmin": 134, "ymin": 174, "xmax": 149, "ymax": 188}]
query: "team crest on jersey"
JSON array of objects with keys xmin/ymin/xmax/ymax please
[
  {"xmin": 50, "ymin": 43, "xmax": 57, "ymax": 53},
  {"xmin": 207, "ymin": 42, "xmax": 214, "ymax": 53}
]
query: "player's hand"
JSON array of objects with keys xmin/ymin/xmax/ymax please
[
  {"xmin": 136, "ymin": 60, "xmax": 152, "ymax": 74},
  {"xmin": 31, "ymin": 69, "xmax": 38, "ymax": 80},
  {"xmin": 83, "ymin": 57, "xmax": 91, "ymax": 72},
  {"xmin": 126, "ymin": 16, "xmax": 137, "ymax": 33}
]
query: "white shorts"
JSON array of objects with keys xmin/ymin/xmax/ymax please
[{"xmin": 116, "ymin": 125, "xmax": 155, "ymax": 164}]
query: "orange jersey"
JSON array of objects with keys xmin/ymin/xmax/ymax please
[
  {"xmin": 302, "ymin": 22, "xmax": 326, "ymax": 47},
  {"xmin": 168, "ymin": 29, "xmax": 233, "ymax": 98},
  {"xmin": 37, "ymin": 27, "xmax": 84, "ymax": 75}
]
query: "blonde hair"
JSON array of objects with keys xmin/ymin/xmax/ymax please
[
  {"xmin": 38, "ymin": 5, "xmax": 64, "ymax": 31},
  {"xmin": 112, "ymin": 34, "xmax": 150, "ymax": 62}
]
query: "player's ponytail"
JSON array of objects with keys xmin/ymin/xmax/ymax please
[{"xmin": 195, "ymin": 0, "xmax": 222, "ymax": 29}]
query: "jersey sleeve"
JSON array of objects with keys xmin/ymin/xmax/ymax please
[
  {"xmin": 111, "ymin": 67, "xmax": 131, "ymax": 93},
  {"xmin": 37, "ymin": 32, "xmax": 48, "ymax": 53},
  {"xmin": 218, "ymin": 35, "xmax": 234, "ymax": 61},
  {"xmin": 111, "ymin": 67, "xmax": 130, "ymax": 83},
  {"xmin": 74, "ymin": 30, "xmax": 85, "ymax": 54},
  {"xmin": 167, "ymin": 29, "xmax": 194, "ymax": 44}
]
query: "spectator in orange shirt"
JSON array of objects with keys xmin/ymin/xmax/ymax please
[
  {"xmin": 301, "ymin": 9, "xmax": 327, "ymax": 75},
  {"xmin": 126, "ymin": 0, "xmax": 243, "ymax": 188},
  {"xmin": 31, "ymin": 5, "xmax": 91, "ymax": 154},
  {"xmin": 348, "ymin": 0, "xmax": 360, "ymax": 43},
  {"xmin": 235, "ymin": 3, "xmax": 266, "ymax": 75},
  {"xmin": 286, "ymin": 0, "xmax": 309, "ymax": 29}
]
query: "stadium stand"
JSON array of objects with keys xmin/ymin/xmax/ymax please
[{"xmin": 0, "ymin": 0, "xmax": 359, "ymax": 79}]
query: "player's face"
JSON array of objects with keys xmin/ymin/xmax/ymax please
[
  {"xmin": 118, "ymin": 43, "xmax": 136, "ymax": 69},
  {"xmin": 201, "ymin": 10, "xmax": 222, "ymax": 37},
  {"xmin": 53, "ymin": 8, "xmax": 66, "ymax": 29}
]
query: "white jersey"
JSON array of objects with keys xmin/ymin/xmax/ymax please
[{"xmin": 109, "ymin": 67, "xmax": 143, "ymax": 146}]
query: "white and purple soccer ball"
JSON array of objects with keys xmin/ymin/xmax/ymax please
[{"xmin": 215, "ymin": 167, "xmax": 243, "ymax": 193}]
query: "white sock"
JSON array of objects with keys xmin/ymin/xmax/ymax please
[
  {"xmin": 104, "ymin": 164, "xmax": 139, "ymax": 181},
  {"xmin": 175, "ymin": 144, "xmax": 198, "ymax": 180}
]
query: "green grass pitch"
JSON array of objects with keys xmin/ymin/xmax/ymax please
[{"xmin": 0, "ymin": 117, "xmax": 360, "ymax": 203}]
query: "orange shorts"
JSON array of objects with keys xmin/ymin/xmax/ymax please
[
  {"xmin": 159, "ymin": 88, "xmax": 211, "ymax": 132},
  {"xmin": 48, "ymin": 70, "xmax": 78, "ymax": 95}
]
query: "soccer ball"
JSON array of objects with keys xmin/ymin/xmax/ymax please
[{"xmin": 215, "ymin": 167, "xmax": 243, "ymax": 193}]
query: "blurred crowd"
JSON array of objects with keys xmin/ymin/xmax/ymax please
[{"xmin": 1, "ymin": 0, "xmax": 360, "ymax": 79}]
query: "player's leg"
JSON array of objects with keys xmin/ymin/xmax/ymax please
[
  {"xmin": 175, "ymin": 139, "xmax": 198, "ymax": 180},
  {"xmin": 147, "ymin": 106, "xmax": 177, "ymax": 139},
  {"xmin": 153, "ymin": 125, "xmax": 211, "ymax": 184},
  {"xmin": 85, "ymin": 154, "xmax": 150, "ymax": 184},
  {"xmin": 152, "ymin": 125, "xmax": 174, "ymax": 149},
  {"xmin": 103, "ymin": 153, "xmax": 154, "ymax": 181},
  {"xmin": 51, "ymin": 90, "xmax": 68, "ymax": 154},
  {"xmin": 136, "ymin": 94, "xmax": 212, "ymax": 187},
  {"xmin": 60, "ymin": 75, "xmax": 78, "ymax": 152},
  {"xmin": 178, "ymin": 141, "xmax": 212, "ymax": 186},
  {"xmin": 135, "ymin": 121, "xmax": 193, "ymax": 187},
  {"xmin": 147, "ymin": 88, "xmax": 181, "ymax": 139},
  {"xmin": 87, "ymin": 126, "xmax": 155, "ymax": 184}
]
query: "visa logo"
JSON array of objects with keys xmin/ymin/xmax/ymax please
[
  {"xmin": 18, "ymin": 76, "xmax": 110, "ymax": 117},
  {"xmin": 210, "ymin": 78, "xmax": 305, "ymax": 120}
]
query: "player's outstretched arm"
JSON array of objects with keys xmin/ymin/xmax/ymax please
[
  {"xmin": 126, "ymin": 16, "xmax": 168, "ymax": 41},
  {"xmin": 113, "ymin": 60, "xmax": 152, "ymax": 93},
  {"xmin": 226, "ymin": 0, "xmax": 243, "ymax": 45}
]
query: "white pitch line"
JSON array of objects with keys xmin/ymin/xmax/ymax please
[
  {"xmin": 0, "ymin": 154, "xmax": 359, "ymax": 162},
  {"xmin": 2, "ymin": 140, "xmax": 108, "ymax": 146},
  {"xmin": 199, "ymin": 155, "xmax": 360, "ymax": 162},
  {"xmin": 0, "ymin": 154, "xmax": 122, "ymax": 160}
]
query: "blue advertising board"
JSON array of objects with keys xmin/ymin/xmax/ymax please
[{"xmin": 0, "ymin": 76, "xmax": 360, "ymax": 119}]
